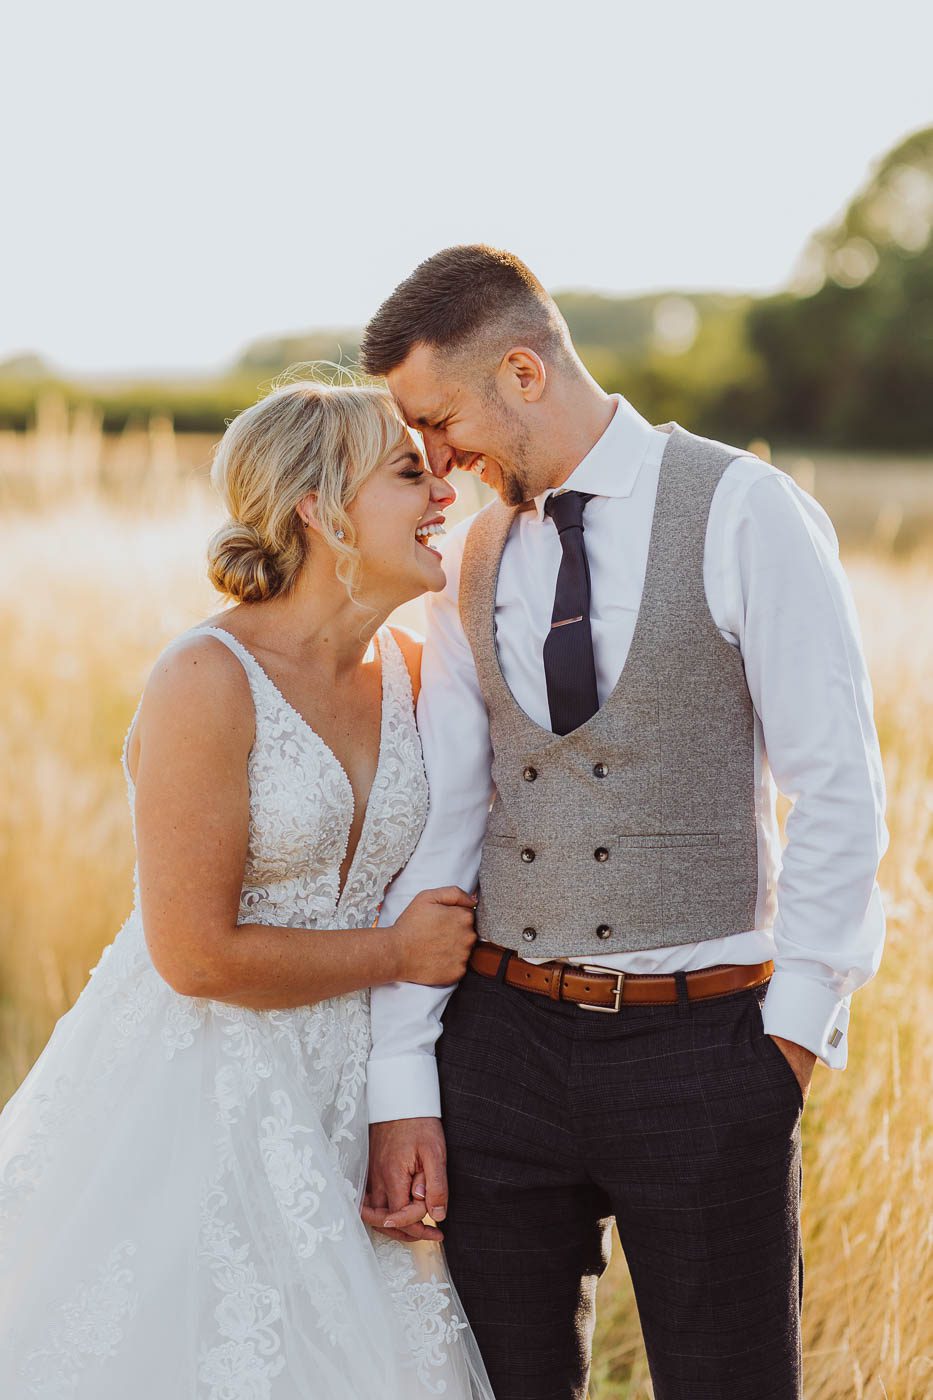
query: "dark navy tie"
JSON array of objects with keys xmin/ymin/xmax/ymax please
[{"xmin": 543, "ymin": 490, "xmax": 599, "ymax": 735}]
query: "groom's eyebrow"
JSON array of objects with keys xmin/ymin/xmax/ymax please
[{"xmin": 407, "ymin": 403, "xmax": 450, "ymax": 429}]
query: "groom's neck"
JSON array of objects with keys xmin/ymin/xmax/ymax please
[{"xmin": 539, "ymin": 375, "xmax": 617, "ymax": 492}]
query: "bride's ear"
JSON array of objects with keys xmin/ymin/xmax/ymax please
[{"xmin": 297, "ymin": 493, "xmax": 320, "ymax": 532}]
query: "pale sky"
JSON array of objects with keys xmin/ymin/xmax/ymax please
[{"xmin": 2, "ymin": 0, "xmax": 931, "ymax": 374}]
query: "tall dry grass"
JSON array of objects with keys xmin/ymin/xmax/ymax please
[{"xmin": 0, "ymin": 423, "xmax": 930, "ymax": 1397}]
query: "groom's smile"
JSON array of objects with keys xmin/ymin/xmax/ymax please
[{"xmin": 385, "ymin": 348, "xmax": 514, "ymax": 499}]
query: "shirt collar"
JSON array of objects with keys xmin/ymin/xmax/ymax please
[{"xmin": 532, "ymin": 393, "xmax": 658, "ymax": 523}]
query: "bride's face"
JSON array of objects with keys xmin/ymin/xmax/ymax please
[{"xmin": 346, "ymin": 435, "xmax": 456, "ymax": 601}]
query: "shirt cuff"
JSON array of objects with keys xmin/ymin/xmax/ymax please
[
  {"xmin": 762, "ymin": 967, "xmax": 850, "ymax": 1069},
  {"xmin": 366, "ymin": 1053, "xmax": 442, "ymax": 1123}
]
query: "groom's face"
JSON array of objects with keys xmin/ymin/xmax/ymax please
[{"xmin": 386, "ymin": 343, "xmax": 533, "ymax": 507}]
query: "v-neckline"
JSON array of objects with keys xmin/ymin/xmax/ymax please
[
  {"xmin": 481, "ymin": 423, "xmax": 678, "ymax": 749},
  {"xmin": 200, "ymin": 624, "xmax": 391, "ymax": 910}
]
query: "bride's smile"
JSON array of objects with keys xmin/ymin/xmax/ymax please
[{"xmin": 338, "ymin": 437, "xmax": 454, "ymax": 603}]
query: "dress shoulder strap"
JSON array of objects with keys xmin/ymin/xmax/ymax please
[
  {"xmin": 378, "ymin": 624, "xmax": 418, "ymax": 718},
  {"xmin": 121, "ymin": 626, "xmax": 264, "ymax": 797},
  {"xmin": 187, "ymin": 625, "xmax": 272, "ymax": 711},
  {"xmin": 189, "ymin": 627, "xmax": 259, "ymax": 674},
  {"xmin": 386, "ymin": 625, "xmax": 422, "ymax": 706},
  {"xmin": 121, "ymin": 630, "xmax": 257, "ymax": 795},
  {"xmin": 120, "ymin": 695, "xmax": 144, "ymax": 794}
]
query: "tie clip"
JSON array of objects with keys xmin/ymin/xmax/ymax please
[{"xmin": 551, "ymin": 615, "xmax": 583, "ymax": 629}]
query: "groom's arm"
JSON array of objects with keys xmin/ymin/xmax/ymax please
[
  {"xmin": 366, "ymin": 518, "xmax": 493, "ymax": 1236},
  {"xmin": 369, "ymin": 517, "xmax": 494, "ymax": 1123},
  {"xmin": 713, "ymin": 461, "xmax": 888, "ymax": 1084}
]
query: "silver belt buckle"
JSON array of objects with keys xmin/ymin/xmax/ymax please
[{"xmin": 577, "ymin": 965, "xmax": 624, "ymax": 1013}]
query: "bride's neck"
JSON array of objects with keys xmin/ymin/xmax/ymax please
[{"xmin": 230, "ymin": 564, "xmax": 396, "ymax": 678}]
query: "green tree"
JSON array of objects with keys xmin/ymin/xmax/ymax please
[{"xmin": 749, "ymin": 126, "xmax": 933, "ymax": 447}]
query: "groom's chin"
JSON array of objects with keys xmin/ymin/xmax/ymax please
[
  {"xmin": 478, "ymin": 459, "xmax": 516, "ymax": 505},
  {"xmin": 499, "ymin": 475, "xmax": 529, "ymax": 508}
]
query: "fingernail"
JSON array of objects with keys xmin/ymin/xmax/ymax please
[
  {"xmin": 413, "ymin": 1187, "xmax": 426, "ymax": 1199},
  {"xmin": 384, "ymin": 1219, "xmax": 397, "ymax": 1229},
  {"xmin": 432, "ymin": 1207, "xmax": 446, "ymax": 1221}
]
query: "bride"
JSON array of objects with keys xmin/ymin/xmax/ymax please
[{"xmin": 0, "ymin": 380, "xmax": 495, "ymax": 1399}]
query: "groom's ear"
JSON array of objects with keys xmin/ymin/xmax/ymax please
[{"xmin": 497, "ymin": 347, "xmax": 547, "ymax": 404}]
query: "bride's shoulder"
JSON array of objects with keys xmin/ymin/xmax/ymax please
[
  {"xmin": 140, "ymin": 627, "xmax": 254, "ymax": 729},
  {"xmin": 124, "ymin": 628, "xmax": 255, "ymax": 783},
  {"xmin": 152, "ymin": 625, "xmax": 249, "ymax": 682}
]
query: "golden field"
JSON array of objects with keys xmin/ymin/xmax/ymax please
[{"xmin": 0, "ymin": 426, "xmax": 930, "ymax": 1398}]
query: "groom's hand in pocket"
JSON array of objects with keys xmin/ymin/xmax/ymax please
[
  {"xmin": 362, "ymin": 1117, "xmax": 448, "ymax": 1242},
  {"xmin": 769, "ymin": 1034, "xmax": 818, "ymax": 1104}
]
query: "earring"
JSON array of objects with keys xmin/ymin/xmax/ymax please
[{"xmin": 335, "ymin": 530, "xmax": 345, "ymax": 540}]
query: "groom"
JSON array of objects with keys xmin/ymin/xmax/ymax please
[{"xmin": 359, "ymin": 246, "xmax": 887, "ymax": 1399}]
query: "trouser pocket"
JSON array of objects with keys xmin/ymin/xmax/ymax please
[{"xmin": 748, "ymin": 985, "xmax": 805, "ymax": 1112}]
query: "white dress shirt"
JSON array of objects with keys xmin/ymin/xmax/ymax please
[{"xmin": 368, "ymin": 395, "xmax": 888, "ymax": 1123}]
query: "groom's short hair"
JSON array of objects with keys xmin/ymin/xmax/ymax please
[{"xmin": 359, "ymin": 245, "xmax": 569, "ymax": 377}]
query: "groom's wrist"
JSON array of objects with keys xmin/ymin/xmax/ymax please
[
  {"xmin": 366, "ymin": 1053, "xmax": 442, "ymax": 1122},
  {"xmin": 762, "ymin": 966, "xmax": 849, "ymax": 1068}
]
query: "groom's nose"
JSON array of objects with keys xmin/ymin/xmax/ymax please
[{"xmin": 421, "ymin": 428, "xmax": 455, "ymax": 479}]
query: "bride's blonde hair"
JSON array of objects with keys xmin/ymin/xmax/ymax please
[{"xmin": 207, "ymin": 378, "xmax": 411, "ymax": 604}]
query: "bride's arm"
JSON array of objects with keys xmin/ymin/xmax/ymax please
[{"xmin": 131, "ymin": 634, "xmax": 474, "ymax": 1009}]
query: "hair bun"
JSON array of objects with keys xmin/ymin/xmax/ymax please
[{"xmin": 206, "ymin": 519, "xmax": 280, "ymax": 603}]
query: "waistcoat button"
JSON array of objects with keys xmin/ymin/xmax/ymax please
[
  {"xmin": 521, "ymin": 848, "xmax": 536, "ymax": 863},
  {"xmin": 593, "ymin": 762, "xmax": 609, "ymax": 778},
  {"xmin": 594, "ymin": 847, "xmax": 609, "ymax": 862},
  {"xmin": 523, "ymin": 766, "xmax": 538, "ymax": 782},
  {"xmin": 596, "ymin": 924, "xmax": 613, "ymax": 940},
  {"xmin": 522, "ymin": 927, "xmax": 537, "ymax": 942}
]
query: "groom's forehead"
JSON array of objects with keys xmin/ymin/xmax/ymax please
[{"xmin": 387, "ymin": 348, "xmax": 456, "ymax": 426}]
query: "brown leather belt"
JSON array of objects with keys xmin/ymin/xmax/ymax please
[{"xmin": 469, "ymin": 941, "xmax": 774, "ymax": 1012}]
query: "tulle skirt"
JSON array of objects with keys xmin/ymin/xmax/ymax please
[{"xmin": 0, "ymin": 913, "xmax": 494, "ymax": 1398}]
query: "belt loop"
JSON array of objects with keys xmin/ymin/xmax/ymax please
[
  {"xmin": 494, "ymin": 949, "xmax": 512, "ymax": 984},
  {"xmin": 674, "ymin": 969, "xmax": 690, "ymax": 1015}
]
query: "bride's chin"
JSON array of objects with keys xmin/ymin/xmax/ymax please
[
  {"xmin": 386, "ymin": 555, "xmax": 446, "ymax": 604},
  {"xmin": 419, "ymin": 558, "xmax": 447, "ymax": 589},
  {"xmin": 414, "ymin": 552, "xmax": 447, "ymax": 591}
]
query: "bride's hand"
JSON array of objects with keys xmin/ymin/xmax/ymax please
[
  {"xmin": 362, "ymin": 1118, "xmax": 449, "ymax": 1242},
  {"xmin": 390, "ymin": 887, "xmax": 478, "ymax": 986}
]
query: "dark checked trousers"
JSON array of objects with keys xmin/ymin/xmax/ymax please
[{"xmin": 436, "ymin": 964, "xmax": 804, "ymax": 1400}]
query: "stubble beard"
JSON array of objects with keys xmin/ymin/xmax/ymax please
[
  {"xmin": 498, "ymin": 464, "xmax": 531, "ymax": 508},
  {"xmin": 490, "ymin": 404, "xmax": 537, "ymax": 508}
]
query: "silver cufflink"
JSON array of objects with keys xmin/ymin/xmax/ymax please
[{"xmin": 828, "ymin": 1028, "xmax": 844, "ymax": 1048}]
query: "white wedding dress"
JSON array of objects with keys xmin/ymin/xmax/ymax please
[{"xmin": 0, "ymin": 624, "xmax": 494, "ymax": 1400}]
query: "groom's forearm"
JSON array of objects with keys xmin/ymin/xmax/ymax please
[
  {"xmin": 368, "ymin": 985, "xmax": 452, "ymax": 1120},
  {"xmin": 369, "ymin": 520, "xmax": 494, "ymax": 1122},
  {"xmin": 729, "ymin": 470, "xmax": 888, "ymax": 1068}
]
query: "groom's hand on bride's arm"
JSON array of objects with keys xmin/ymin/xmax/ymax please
[{"xmin": 361, "ymin": 1117, "xmax": 449, "ymax": 1242}]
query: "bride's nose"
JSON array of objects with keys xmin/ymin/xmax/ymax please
[{"xmin": 429, "ymin": 472, "xmax": 457, "ymax": 510}]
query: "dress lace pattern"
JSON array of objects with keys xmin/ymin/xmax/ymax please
[{"xmin": 0, "ymin": 625, "xmax": 492, "ymax": 1400}]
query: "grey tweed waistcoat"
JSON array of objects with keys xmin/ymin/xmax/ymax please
[{"xmin": 459, "ymin": 423, "xmax": 771, "ymax": 958}]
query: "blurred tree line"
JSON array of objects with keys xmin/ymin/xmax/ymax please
[{"xmin": 2, "ymin": 126, "xmax": 930, "ymax": 449}]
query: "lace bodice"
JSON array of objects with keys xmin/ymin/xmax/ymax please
[{"xmin": 122, "ymin": 623, "xmax": 429, "ymax": 935}]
